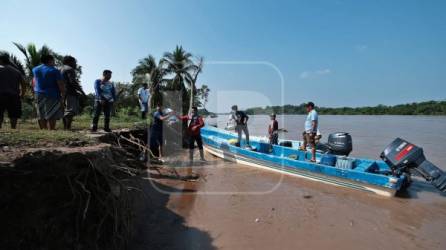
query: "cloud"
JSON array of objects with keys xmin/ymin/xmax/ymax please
[
  {"xmin": 299, "ymin": 68, "xmax": 332, "ymax": 79},
  {"xmin": 355, "ymin": 44, "xmax": 368, "ymax": 52}
]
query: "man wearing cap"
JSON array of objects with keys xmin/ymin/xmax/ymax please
[{"xmin": 300, "ymin": 102, "xmax": 318, "ymax": 162}]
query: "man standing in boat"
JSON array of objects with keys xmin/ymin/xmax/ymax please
[
  {"xmin": 300, "ymin": 102, "xmax": 318, "ymax": 162},
  {"xmin": 231, "ymin": 105, "xmax": 250, "ymax": 146},
  {"xmin": 177, "ymin": 106, "xmax": 206, "ymax": 164},
  {"xmin": 268, "ymin": 113, "xmax": 279, "ymax": 145}
]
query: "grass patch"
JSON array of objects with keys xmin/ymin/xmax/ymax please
[
  {"xmin": 0, "ymin": 114, "xmax": 148, "ymax": 147},
  {"xmin": 0, "ymin": 129, "xmax": 94, "ymax": 147}
]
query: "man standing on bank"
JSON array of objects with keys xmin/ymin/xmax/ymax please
[
  {"xmin": 137, "ymin": 83, "xmax": 150, "ymax": 119},
  {"xmin": 91, "ymin": 70, "xmax": 116, "ymax": 132},
  {"xmin": 61, "ymin": 56, "xmax": 85, "ymax": 130},
  {"xmin": 231, "ymin": 105, "xmax": 250, "ymax": 146},
  {"xmin": 33, "ymin": 54, "xmax": 65, "ymax": 130},
  {"xmin": 150, "ymin": 104, "xmax": 172, "ymax": 159},
  {"xmin": 0, "ymin": 52, "xmax": 26, "ymax": 129},
  {"xmin": 177, "ymin": 106, "xmax": 206, "ymax": 164},
  {"xmin": 300, "ymin": 102, "xmax": 319, "ymax": 162}
]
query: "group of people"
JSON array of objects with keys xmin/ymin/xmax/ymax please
[
  {"xmin": 229, "ymin": 102, "xmax": 319, "ymax": 162},
  {"xmin": 0, "ymin": 51, "xmax": 146, "ymax": 132},
  {"xmin": 0, "ymin": 53, "xmax": 86, "ymax": 130},
  {"xmin": 0, "ymin": 52, "xmax": 124, "ymax": 132},
  {"xmin": 148, "ymin": 104, "xmax": 206, "ymax": 164}
]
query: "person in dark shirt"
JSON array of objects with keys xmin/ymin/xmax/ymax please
[
  {"xmin": 150, "ymin": 104, "xmax": 171, "ymax": 158},
  {"xmin": 0, "ymin": 52, "xmax": 26, "ymax": 129},
  {"xmin": 268, "ymin": 113, "xmax": 279, "ymax": 145},
  {"xmin": 231, "ymin": 105, "xmax": 250, "ymax": 146},
  {"xmin": 177, "ymin": 106, "xmax": 206, "ymax": 164},
  {"xmin": 91, "ymin": 70, "xmax": 116, "ymax": 132},
  {"xmin": 32, "ymin": 54, "xmax": 65, "ymax": 130},
  {"xmin": 61, "ymin": 56, "xmax": 85, "ymax": 130}
]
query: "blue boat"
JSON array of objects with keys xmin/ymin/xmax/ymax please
[{"xmin": 201, "ymin": 126, "xmax": 407, "ymax": 197}]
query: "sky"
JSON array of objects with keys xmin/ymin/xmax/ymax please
[{"xmin": 1, "ymin": 0, "xmax": 445, "ymax": 112}]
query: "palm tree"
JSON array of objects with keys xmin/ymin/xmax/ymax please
[
  {"xmin": 188, "ymin": 57, "xmax": 204, "ymax": 114},
  {"xmin": 161, "ymin": 46, "xmax": 198, "ymax": 115},
  {"xmin": 13, "ymin": 42, "xmax": 59, "ymax": 83},
  {"xmin": 0, "ymin": 51, "xmax": 25, "ymax": 76},
  {"xmin": 13, "ymin": 42, "xmax": 83, "ymax": 95},
  {"xmin": 132, "ymin": 55, "xmax": 167, "ymax": 108},
  {"xmin": 198, "ymin": 84, "xmax": 210, "ymax": 110}
]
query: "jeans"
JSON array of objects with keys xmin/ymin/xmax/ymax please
[
  {"xmin": 92, "ymin": 100, "xmax": 113, "ymax": 129},
  {"xmin": 236, "ymin": 124, "xmax": 250, "ymax": 145}
]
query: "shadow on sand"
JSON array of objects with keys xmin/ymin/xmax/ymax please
[{"xmin": 130, "ymin": 174, "xmax": 216, "ymax": 250}]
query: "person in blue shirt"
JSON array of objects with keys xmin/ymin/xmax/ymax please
[
  {"xmin": 300, "ymin": 101, "xmax": 319, "ymax": 162},
  {"xmin": 91, "ymin": 70, "xmax": 116, "ymax": 132},
  {"xmin": 32, "ymin": 54, "xmax": 65, "ymax": 130}
]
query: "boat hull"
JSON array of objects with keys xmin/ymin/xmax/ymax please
[{"xmin": 204, "ymin": 144, "xmax": 397, "ymax": 197}]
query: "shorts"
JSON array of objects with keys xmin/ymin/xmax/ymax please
[
  {"xmin": 36, "ymin": 94, "xmax": 63, "ymax": 120},
  {"xmin": 303, "ymin": 131, "xmax": 316, "ymax": 145},
  {"xmin": 64, "ymin": 94, "xmax": 80, "ymax": 117},
  {"xmin": 0, "ymin": 94, "xmax": 22, "ymax": 119}
]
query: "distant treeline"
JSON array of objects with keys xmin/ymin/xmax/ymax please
[{"xmin": 245, "ymin": 100, "xmax": 446, "ymax": 115}]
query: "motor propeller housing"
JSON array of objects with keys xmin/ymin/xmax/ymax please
[{"xmin": 380, "ymin": 138, "xmax": 446, "ymax": 192}]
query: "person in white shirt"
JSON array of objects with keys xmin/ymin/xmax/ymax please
[
  {"xmin": 300, "ymin": 101, "xmax": 318, "ymax": 162},
  {"xmin": 137, "ymin": 83, "xmax": 150, "ymax": 119}
]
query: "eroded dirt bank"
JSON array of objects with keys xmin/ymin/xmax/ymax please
[{"xmin": 0, "ymin": 130, "xmax": 214, "ymax": 250}]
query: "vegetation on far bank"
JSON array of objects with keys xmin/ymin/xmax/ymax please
[{"xmin": 245, "ymin": 100, "xmax": 446, "ymax": 116}]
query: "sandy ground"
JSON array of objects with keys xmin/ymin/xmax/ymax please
[{"xmin": 133, "ymin": 150, "xmax": 446, "ymax": 250}]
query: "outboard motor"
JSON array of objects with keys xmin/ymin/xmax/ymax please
[
  {"xmin": 380, "ymin": 138, "xmax": 446, "ymax": 192},
  {"xmin": 317, "ymin": 132, "xmax": 353, "ymax": 156}
]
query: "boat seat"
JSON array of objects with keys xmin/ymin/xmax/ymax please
[{"xmin": 354, "ymin": 162, "xmax": 379, "ymax": 173}]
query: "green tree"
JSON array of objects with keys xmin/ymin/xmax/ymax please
[
  {"xmin": 161, "ymin": 45, "xmax": 198, "ymax": 115},
  {"xmin": 131, "ymin": 55, "xmax": 166, "ymax": 109},
  {"xmin": 197, "ymin": 84, "xmax": 210, "ymax": 110}
]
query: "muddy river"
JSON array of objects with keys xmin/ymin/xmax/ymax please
[{"xmin": 136, "ymin": 115, "xmax": 446, "ymax": 250}]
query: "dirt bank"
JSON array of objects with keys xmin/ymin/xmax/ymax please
[{"xmin": 0, "ymin": 130, "xmax": 213, "ymax": 250}]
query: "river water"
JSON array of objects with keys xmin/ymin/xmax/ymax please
[
  {"xmin": 137, "ymin": 115, "xmax": 446, "ymax": 250},
  {"xmin": 210, "ymin": 115, "xmax": 446, "ymax": 168}
]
